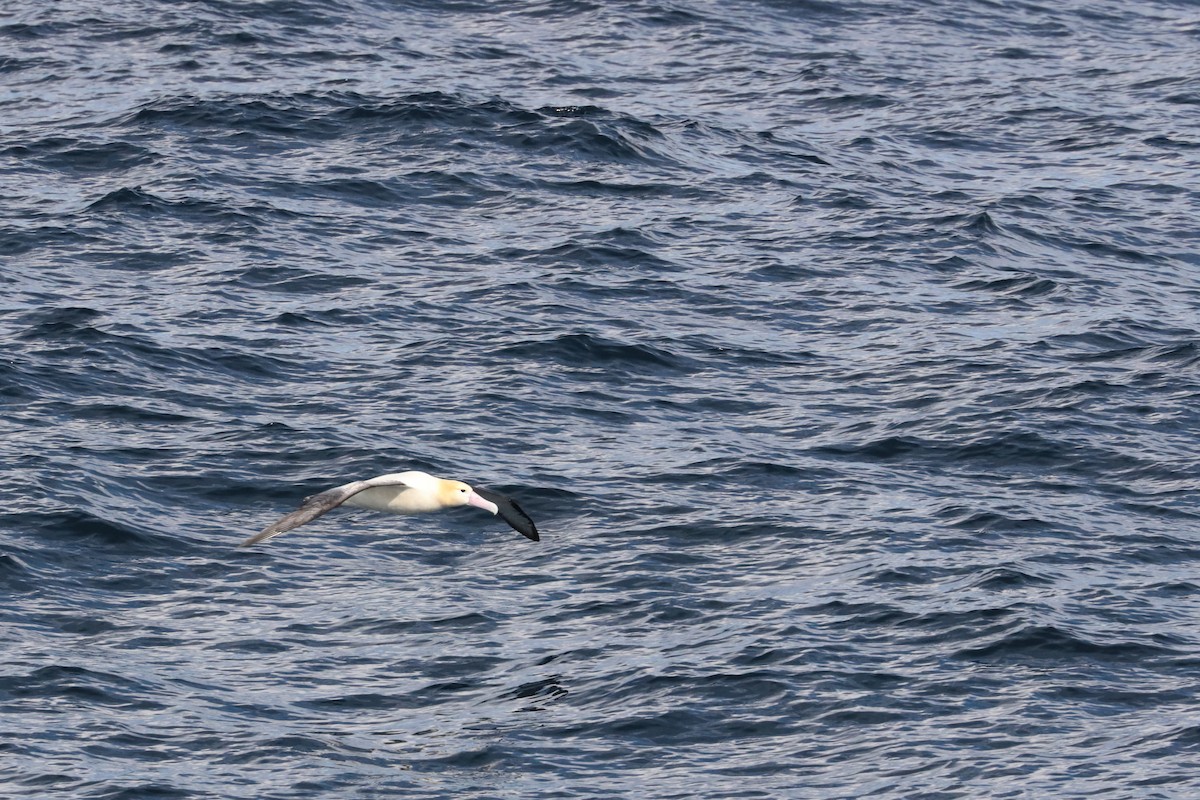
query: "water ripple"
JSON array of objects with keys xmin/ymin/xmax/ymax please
[{"xmin": 2, "ymin": 0, "xmax": 1200, "ymax": 798}]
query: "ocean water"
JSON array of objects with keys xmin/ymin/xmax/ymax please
[{"xmin": 2, "ymin": 0, "xmax": 1200, "ymax": 797}]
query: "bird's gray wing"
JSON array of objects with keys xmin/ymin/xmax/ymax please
[
  {"xmin": 241, "ymin": 480, "xmax": 372, "ymax": 547},
  {"xmin": 473, "ymin": 486, "xmax": 539, "ymax": 542}
]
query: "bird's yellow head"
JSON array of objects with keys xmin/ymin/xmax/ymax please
[
  {"xmin": 439, "ymin": 480, "xmax": 476, "ymax": 508},
  {"xmin": 437, "ymin": 478, "xmax": 500, "ymax": 515}
]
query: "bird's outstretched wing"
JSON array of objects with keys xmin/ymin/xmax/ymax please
[
  {"xmin": 474, "ymin": 487, "xmax": 540, "ymax": 542},
  {"xmin": 241, "ymin": 480, "xmax": 373, "ymax": 547}
]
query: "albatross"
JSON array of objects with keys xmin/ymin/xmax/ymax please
[{"xmin": 241, "ymin": 470, "xmax": 539, "ymax": 547}]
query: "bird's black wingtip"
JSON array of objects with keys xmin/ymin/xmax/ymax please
[
  {"xmin": 498, "ymin": 500, "xmax": 540, "ymax": 542},
  {"xmin": 475, "ymin": 486, "xmax": 541, "ymax": 542}
]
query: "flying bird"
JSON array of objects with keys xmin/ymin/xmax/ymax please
[{"xmin": 241, "ymin": 470, "xmax": 539, "ymax": 547}]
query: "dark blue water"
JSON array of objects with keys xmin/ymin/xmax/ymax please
[{"xmin": 3, "ymin": 0, "xmax": 1200, "ymax": 797}]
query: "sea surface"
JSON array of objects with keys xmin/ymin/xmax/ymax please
[{"xmin": 2, "ymin": 1, "xmax": 1200, "ymax": 797}]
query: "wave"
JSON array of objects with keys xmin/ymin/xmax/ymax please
[
  {"xmin": 494, "ymin": 333, "xmax": 699, "ymax": 374},
  {"xmin": 955, "ymin": 624, "xmax": 1184, "ymax": 664}
]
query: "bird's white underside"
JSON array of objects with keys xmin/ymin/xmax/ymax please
[{"xmin": 344, "ymin": 484, "xmax": 444, "ymax": 514}]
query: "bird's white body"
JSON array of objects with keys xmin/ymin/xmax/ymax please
[
  {"xmin": 241, "ymin": 469, "xmax": 540, "ymax": 546},
  {"xmin": 343, "ymin": 471, "xmax": 456, "ymax": 514}
]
